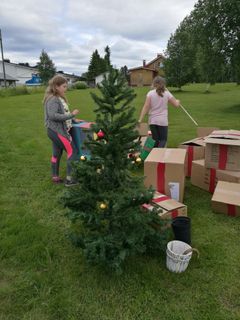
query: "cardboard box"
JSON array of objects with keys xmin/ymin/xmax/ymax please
[
  {"xmin": 191, "ymin": 159, "xmax": 240, "ymax": 193},
  {"xmin": 211, "ymin": 181, "xmax": 240, "ymax": 217},
  {"xmin": 142, "ymin": 192, "xmax": 187, "ymax": 219},
  {"xmin": 144, "ymin": 148, "xmax": 186, "ymax": 202},
  {"xmin": 197, "ymin": 127, "xmax": 219, "ymax": 138},
  {"xmin": 178, "ymin": 138, "xmax": 205, "ymax": 177},
  {"xmin": 136, "ymin": 123, "xmax": 149, "ymax": 136},
  {"xmin": 205, "ymin": 130, "xmax": 240, "ymax": 171}
]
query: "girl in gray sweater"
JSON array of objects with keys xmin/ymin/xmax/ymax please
[{"xmin": 43, "ymin": 75, "xmax": 79, "ymax": 186}]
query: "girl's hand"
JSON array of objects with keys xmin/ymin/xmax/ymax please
[{"xmin": 72, "ymin": 109, "xmax": 79, "ymax": 115}]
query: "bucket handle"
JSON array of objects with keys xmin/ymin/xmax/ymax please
[{"xmin": 183, "ymin": 248, "xmax": 200, "ymax": 258}]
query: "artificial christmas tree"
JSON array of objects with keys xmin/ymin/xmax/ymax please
[{"xmin": 62, "ymin": 68, "xmax": 169, "ymax": 273}]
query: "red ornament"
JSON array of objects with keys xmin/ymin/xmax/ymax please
[{"xmin": 97, "ymin": 130, "xmax": 105, "ymax": 139}]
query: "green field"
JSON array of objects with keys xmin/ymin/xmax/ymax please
[{"xmin": 0, "ymin": 83, "xmax": 240, "ymax": 320}]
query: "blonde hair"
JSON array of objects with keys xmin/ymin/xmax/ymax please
[
  {"xmin": 152, "ymin": 76, "xmax": 166, "ymax": 97},
  {"xmin": 43, "ymin": 75, "xmax": 68, "ymax": 104}
]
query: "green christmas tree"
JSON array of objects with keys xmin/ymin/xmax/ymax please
[{"xmin": 62, "ymin": 68, "xmax": 169, "ymax": 273}]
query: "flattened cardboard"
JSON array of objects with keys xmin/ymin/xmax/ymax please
[
  {"xmin": 178, "ymin": 138, "xmax": 205, "ymax": 177},
  {"xmin": 144, "ymin": 148, "xmax": 186, "ymax": 202},
  {"xmin": 136, "ymin": 123, "xmax": 149, "ymax": 136},
  {"xmin": 191, "ymin": 159, "xmax": 240, "ymax": 193},
  {"xmin": 211, "ymin": 181, "xmax": 240, "ymax": 217},
  {"xmin": 142, "ymin": 192, "xmax": 187, "ymax": 219},
  {"xmin": 197, "ymin": 127, "xmax": 219, "ymax": 138},
  {"xmin": 205, "ymin": 130, "xmax": 240, "ymax": 171}
]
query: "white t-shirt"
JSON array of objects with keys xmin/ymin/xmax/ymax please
[{"xmin": 147, "ymin": 89, "xmax": 173, "ymax": 126}]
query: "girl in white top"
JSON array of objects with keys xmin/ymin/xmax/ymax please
[{"xmin": 138, "ymin": 76, "xmax": 180, "ymax": 147}]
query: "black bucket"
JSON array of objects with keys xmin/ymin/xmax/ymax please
[{"xmin": 171, "ymin": 216, "xmax": 191, "ymax": 245}]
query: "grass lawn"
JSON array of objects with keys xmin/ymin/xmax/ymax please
[{"xmin": 0, "ymin": 83, "xmax": 240, "ymax": 320}]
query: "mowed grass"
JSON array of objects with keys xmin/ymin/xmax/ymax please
[{"xmin": 0, "ymin": 83, "xmax": 240, "ymax": 320}]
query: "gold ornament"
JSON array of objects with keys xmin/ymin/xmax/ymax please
[
  {"xmin": 99, "ymin": 203, "xmax": 107, "ymax": 210},
  {"xmin": 135, "ymin": 157, "xmax": 142, "ymax": 163},
  {"xmin": 96, "ymin": 168, "xmax": 101, "ymax": 174},
  {"xmin": 80, "ymin": 155, "xmax": 86, "ymax": 161}
]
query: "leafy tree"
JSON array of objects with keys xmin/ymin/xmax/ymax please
[
  {"xmin": 192, "ymin": 0, "xmax": 226, "ymax": 91},
  {"xmin": 37, "ymin": 50, "xmax": 56, "ymax": 85},
  {"xmin": 164, "ymin": 16, "xmax": 196, "ymax": 90},
  {"xmin": 62, "ymin": 68, "xmax": 169, "ymax": 273}
]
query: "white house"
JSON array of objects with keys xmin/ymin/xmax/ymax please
[
  {"xmin": 0, "ymin": 61, "xmax": 38, "ymax": 85},
  {"xmin": 0, "ymin": 61, "xmax": 80, "ymax": 87},
  {"xmin": 95, "ymin": 72, "xmax": 109, "ymax": 86}
]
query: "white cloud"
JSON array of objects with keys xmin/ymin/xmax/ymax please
[{"xmin": 0, "ymin": 0, "xmax": 197, "ymax": 74}]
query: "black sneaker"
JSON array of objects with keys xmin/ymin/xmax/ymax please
[{"xmin": 64, "ymin": 179, "xmax": 79, "ymax": 187}]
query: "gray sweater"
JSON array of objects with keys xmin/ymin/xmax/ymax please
[{"xmin": 44, "ymin": 96, "xmax": 74, "ymax": 140}]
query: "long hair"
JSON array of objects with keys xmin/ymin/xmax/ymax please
[
  {"xmin": 43, "ymin": 75, "xmax": 68, "ymax": 104},
  {"xmin": 152, "ymin": 76, "xmax": 166, "ymax": 97}
]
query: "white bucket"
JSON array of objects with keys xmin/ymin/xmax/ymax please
[{"xmin": 166, "ymin": 240, "xmax": 193, "ymax": 273}]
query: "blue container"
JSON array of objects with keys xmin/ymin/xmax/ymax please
[{"xmin": 71, "ymin": 121, "xmax": 94, "ymax": 158}]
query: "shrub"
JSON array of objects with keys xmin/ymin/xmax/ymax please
[{"xmin": 73, "ymin": 81, "xmax": 88, "ymax": 90}]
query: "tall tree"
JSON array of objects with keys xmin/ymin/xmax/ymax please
[
  {"xmin": 192, "ymin": 0, "xmax": 226, "ymax": 91},
  {"xmin": 164, "ymin": 16, "xmax": 196, "ymax": 90},
  {"xmin": 37, "ymin": 50, "xmax": 56, "ymax": 85},
  {"xmin": 62, "ymin": 68, "xmax": 168, "ymax": 273},
  {"xmin": 104, "ymin": 45, "xmax": 111, "ymax": 69},
  {"xmin": 87, "ymin": 49, "xmax": 106, "ymax": 81}
]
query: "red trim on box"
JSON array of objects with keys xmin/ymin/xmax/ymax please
[
  {"xmin": 171, "ymin": 210, "xmax": 178, "ymax": 218},
  {"xmin": 209, "ymin": 168, "xmax": 216, "ymax": 193},
  {"xmin": 157, "ymin": 163, "xmax": 165, "ymax": 193},
  {"xmin": 227, "ymin": 204, "xmax": 236, "ymax": 217},
  {"xmin": 153, "ymin": 195, "xmax": 170, "ymax": 203},
  {"xmin": 187, "ymin": 146, "xmax": 194, "ymax": 176},
  {"xmin": 218, "ymin": 145, "xmax": 228, "ymax": 170}
]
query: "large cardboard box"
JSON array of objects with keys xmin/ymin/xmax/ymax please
[
  {"xmin": 205, "ymin": 130, "xmax": 240, "ymax": 171},
  {"xmin": 191, "ymin": 159, "xmax": 240, "ymax": 193},
  {"xmin": 142, "ymin": 192, "xmax": 187, "ymax": 219},
  {"xmin": 144, "ymin": 148, "xmax": 186, "ymax": 202},
  {"xmin": 211, "ymin": 181, "xmax": 240, "ymax": 217},
  {"xmin": 136, "ymin": 123, "xmax": 149, "ymax": 136},
  {"xmin": 197, "ymin": 127, "xmax": 219, "ymax": 138},
  {"xmin": 179, "ymin": 138, "xmax": 205, "ymax": 177}
]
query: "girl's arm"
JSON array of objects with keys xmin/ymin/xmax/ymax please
[
  {"xmin": 138, "ymin": 96, "xmax": 151, "ymax": 122},
  {"xmin": 169, "ymin": 97, "xmax": 180, "ymax": 107}
]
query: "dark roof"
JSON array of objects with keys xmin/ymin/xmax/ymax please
[
  {"xmin": 146, "ymin": 54, "xmax": 164, "ymax": 67},
  {"xmin": 0, "ymin": 73, "xmax": 18, "ymax": 81}
]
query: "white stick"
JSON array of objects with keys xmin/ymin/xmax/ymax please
[{"xmin": 179, "ymin": 104, "xmax": 199, "ymax": 126}]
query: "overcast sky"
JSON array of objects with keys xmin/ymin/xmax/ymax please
[{"xmin": 0, "ymin": 0, "xmax": 197, "ymax": 75}]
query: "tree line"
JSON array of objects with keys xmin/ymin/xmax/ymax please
[{"xmin": 164, "ymin": 0, "xmax": 240, "ymax": 90}]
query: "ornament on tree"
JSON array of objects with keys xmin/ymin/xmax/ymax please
[
  {"xmin": 80, "ymin": 155, "xmax": 86, "ymax": 161},
  {"xmin": 135, "ymin": 157, "xmax": 142, "ymax": 164},
  {"xmin": 99, "ymin": 202, "xmax": 107, "ymax": 210},
  {"xmin": 97, "ymin": 129, "xmax": 105, "ymax": 139}
]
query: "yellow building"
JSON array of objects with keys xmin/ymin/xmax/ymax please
[{"xmin": 129, "ymin": 54, "xmax": 164, "ymax": 87}]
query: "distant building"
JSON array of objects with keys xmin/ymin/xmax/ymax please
[
  {"xmin": 0, "ymin": 60, "xmax": 80, "ymax": 87},
  {"xmin": 128, "ymin": 54, "xmax": 164, "ymax": 87},
  {"xmin": 0, "ymin": 72, "xmax": 18, "ymax": 87},
  {"xmin": 95, "ymin": 72, "xmax": 109, "ymax": 86},
  {"xmin": 0, "ymin": 61, "xmax": 38, "ymax": 86}
]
